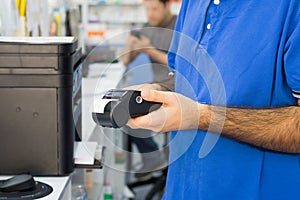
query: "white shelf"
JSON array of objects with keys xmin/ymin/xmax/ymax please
[
  {"xmin": 88, "ymin": 2, "xmax": 143, "ymax": 6},
  {"xmin": 80, "ymin": 1, "xmax": 181, "ymax": 55}
]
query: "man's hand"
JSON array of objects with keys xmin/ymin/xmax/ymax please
[
  {"xmin": 126, "ymin": 35, "xmax": 152, "ymax": 53},
  {"xmin": 121, "ymin": 35, "xmax": 153, "ymax": 66},
  {"xmin": 127, "ymin": 88, "xmax": 300, "ymax": 153},
  {"xmin": 121, "ymin": 35, "xmax": 141, "ymax": 66},
  {"xmin": 131, "ymin": 35, "xmax": 153, "ymax": 53},
  {"xmin": 126, "ymin": 35, "xmax": 140, "ymax": 50},
  {"xmin": 122, "ymin": 34, "xmax": 168, "ymax": 65},
  {"xmin": 127, "ymin": 89, "xmax": 201, "ymax": 133}
]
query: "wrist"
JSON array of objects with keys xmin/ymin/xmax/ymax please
[{"xmin": 197, "ymin": 103, "xmax": 211, "ymax": 131}]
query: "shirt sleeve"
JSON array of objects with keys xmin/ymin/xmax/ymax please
[{"xmin": 284, "ymin": 1, "xmax": 300, "ymax": 99}]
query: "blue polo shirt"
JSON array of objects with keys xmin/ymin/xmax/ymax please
[{"xmin": 165, "ymin": 1, "xmax": 300, "ymax": 199}]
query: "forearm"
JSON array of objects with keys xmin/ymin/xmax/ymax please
[
  {"xmin": 198, "ymin": 102, "xmax": 300, "ymax": 153},
  {"xmin": 121, "ymin": 53, "xmax": 131, "ymax": 66},
  {"xmin": 121, "ymin": 49, "xmax": 138, "ymax": 66},
  {"xmin": 144, "ymin": 48, "xmax": 168, "ymax": 65}
]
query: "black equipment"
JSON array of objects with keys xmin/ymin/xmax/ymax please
[
  {"xmin": 0, "ymin": 37, "xmax": 82, "ymax": 176},
  {"xmin": 92, "ymin": 89, "xmax": 162, "ymax": 128}
]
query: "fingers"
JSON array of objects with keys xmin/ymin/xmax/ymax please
[
  {"xmin": 127, "ymin": 114, "xmax": 151, "ymax": 129},
  {"xmin": 127, "ymin": 106, "xmax": 167, "ymax": 132},
  {"xmin": 122, "ymin": 84, "xmax": 142, "ymax": 91},
  {"xmin": 127, "ymin": 36, "xmax": 139, "ymax": 47},
  {"xmin": 122, "ymin": 83, "xmax": 156, "ymax": 91},
  {"xmin": 140, "ymin": 35, "xmax": 148, "ymax": 41},
  {"xmin": 129, "ymin": 35, "xmax": 139, "ymax": 41},
  {"xmin": 141, "ymin": 89, "xmax": 169, "ymax": 104},
  {"xmin": 127, "ymin": 91, "xmax": 202, "ymax": 132}
]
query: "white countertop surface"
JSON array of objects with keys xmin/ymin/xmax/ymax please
[
  {"xmin": 35, "ymin": 176, "xmax": 71, "ymax": 200},
  {"xmin": 0, "ymin": 176, "xmax": 71, "ymax": 200}
]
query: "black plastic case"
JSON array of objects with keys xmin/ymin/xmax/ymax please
[
  {"xmin": 92, "ymin": 89, "xmax": 162, "ymax": 128},
  {"xmin": 0, "ymin": 37, "xmax": 82, "ymax": 176}
]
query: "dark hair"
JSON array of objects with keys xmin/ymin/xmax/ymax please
[
  {"xmin": 159, "ymin": 0, "xmax": 170, "ymax": 4},
  {"xmin": 145, "ymin": 0, "xmax": 170, "ymax": 5}
]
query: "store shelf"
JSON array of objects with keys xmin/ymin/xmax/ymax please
[{"xmin": 88, "ymin": 2, "xmax": 142, "ymax": 7}]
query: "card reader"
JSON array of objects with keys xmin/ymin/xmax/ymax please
[{"xmin": 92, "ymin": 89, "xmax": 162, "ymax": 128}]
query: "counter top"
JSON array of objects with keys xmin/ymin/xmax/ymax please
[{"xmin": 0, "ymin": 176, "xmax": 71, "ymax": 200}]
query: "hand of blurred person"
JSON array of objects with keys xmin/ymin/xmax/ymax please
[
  {"xmin": 125, "ymin": 35, "xmax": 152, "ymax": 52},
  {"xmin": 122, "ymin": 33, "xmax": 168, "ymax": 66},
  {"xmin": 126, "ymin": 35, "xmax": 139, "ymax": 50},
  {"xmin": 131, "ymin": 35, "xmax": 153, "ymax": 53},
  {"xmin": 127, "ymin": 89, "xmax": 203, "ymax": 133},
  {"xmin": 121, "ymin": 35, "xmax": 141, "ymax": 66}
]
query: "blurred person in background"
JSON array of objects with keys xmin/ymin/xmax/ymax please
[{"xmin": 119, "ymin": 0, "xmax": 177, "ymax": 180}]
